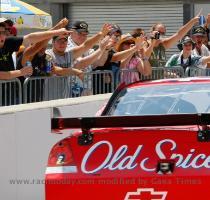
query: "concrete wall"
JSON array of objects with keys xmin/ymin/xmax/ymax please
[{"xmin": 0, "ymin": 94, "xmax": 111, "ymax": 200}]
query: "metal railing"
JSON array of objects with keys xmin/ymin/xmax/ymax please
[
  {"xmin": 185, "ymin": 67, "xmax": 210, "ymax": 77},
  {"xmin": 22, "ymin": 70, "xmax": 115, "ymax": 103},
  {"xmin": 0, "ymin": 67, "xmax": 210, "ymax": 106},
  {"xmin": 23, "ymin": 76, "xmax": 70, "ymax": 103},
  {"xmin": 0, "ymin": 78, "xmax": 22, "ymax": 106},
  {"xmin": 117, "ymin": 67, "xmax": 185, "ymax": 84}
]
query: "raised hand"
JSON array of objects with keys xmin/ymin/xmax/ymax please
[
  {"xmin": 57, "ymin": 28, "xmax": 73, "ymax": 36},
  {"xmin": 57, "ymin": 18, "xmax": 69, "ymax": 29},
  {"xmin": 100, "ymin": 23, "xmax": 113, "ymax": 37},
  {"xmin": 135, "ymin": 36, "xmax": 145, "ymax": 50},
  {"xmin": 21, "ymin": 66, "xmax": 33, "ymax": 76},
  {"xmin": 206, "ymin": 14, "xmax": 210, "ymax": 25},
  {"xmin": 192, "ymin": 9, "xmax": 202, "ymax": 24},
  {"xmin": 99, "ymin": 35, "xmax": 110, "ymax": 50}
]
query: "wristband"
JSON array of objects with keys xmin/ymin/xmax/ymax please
[{"xmin": 142, "ymin": 57, "xmax": 149, "ymax": 61}]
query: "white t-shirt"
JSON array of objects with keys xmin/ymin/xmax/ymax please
[
  {"xmin": 45, "ymin": 49, "xmax": 74, "ymax": 68},
  {"xmin": 67, "ymin": 37, "xmax": 94, "ymax": 94},
  {"xmin": 45, "ymin": 48, "xmax": 74, "ymax": 98},
  {"xmin": 192, "ymin": 44, "xmax": 210, "ymax": 57}
]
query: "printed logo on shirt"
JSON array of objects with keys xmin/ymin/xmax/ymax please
[{"xmin": 0, "ymin": 52, "xmax": 10, "ymax": 62}]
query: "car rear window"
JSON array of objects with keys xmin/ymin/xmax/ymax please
[{"xmin": 107, "ymin": 83, "xmax": 210, "ymax": 115}]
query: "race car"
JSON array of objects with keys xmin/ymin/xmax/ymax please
[{"xmin": 46, "ymin": 77, "xmax": 210, "ymax": 200}]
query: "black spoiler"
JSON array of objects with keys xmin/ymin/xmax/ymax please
[
  {"xmin": 52, "ymin": 113, "xmax": 210, "ymax": 131},
  {"xmin": 52, "ymin": 114, "xmax": 210, "ymax": 144}
]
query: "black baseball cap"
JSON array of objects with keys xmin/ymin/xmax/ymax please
[
  {"xmin": 192, "ymin": 25, "xmax": 206, "ymax": 36},
  {"xmin": 71, "ymin": 21, "xmax": 89, "ymax": 33}
]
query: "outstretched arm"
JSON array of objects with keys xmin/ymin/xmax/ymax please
[
  {"xmin": 74, "ymin": 36, "xmax": 110, "ymax": 69},
  {"xmin": 112, "ymin": 37, "xmax": 145, "ymax": 62},
  {"xmin": 23, "ymin": 28, "xmax": 72, "ymax": 46},
  {"xmin": 72, "ymin": 24, "xmax": 112, "ymax": 60},
  {"xmin": 21, "ymin": 18, "xmax": 69, "ymax": 66},
  {"xmin": 0, "ymin": 67, "xmax": 33, "ymax": 80},
  {"xmin": 161, "ymin": 10, "xmax": 201, "ymax": 49}
]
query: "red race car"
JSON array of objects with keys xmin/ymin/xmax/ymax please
[{"xmin": 46, "ymin": 77, "xmax": 210, "ymax": 200}]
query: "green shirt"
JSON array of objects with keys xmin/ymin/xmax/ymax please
[{"xmin": 149, "ymin": 44, "xmax": 166, "ymax": 67}]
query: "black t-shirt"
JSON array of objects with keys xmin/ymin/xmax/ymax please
[{"xmin": 0, "ymin": 37, "xmax": 23, "ymax": 71}]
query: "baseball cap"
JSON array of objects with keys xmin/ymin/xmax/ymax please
[
  {"xmin": 109, "ymin": 24, "xmax": 122, "ymax": 35},
  {"xmin": 71, "ymin": 21, "xmax": 89, "ymax": 33},
  {"xmin": 192, "ymin": 25, "xmax": 206, "ymax": 36},
  {"xmin": 53, "ymin": 35, "xmax": 68, "ymax": 41}
]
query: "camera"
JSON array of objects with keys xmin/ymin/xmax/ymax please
[{"xmin": 154, "ymin": 32, "xmax": 160, "ymax": 40}]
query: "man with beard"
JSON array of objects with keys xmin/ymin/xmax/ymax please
[{"xmin": 191, "ymin": 25, "xmax": 210, "ymax": 68}]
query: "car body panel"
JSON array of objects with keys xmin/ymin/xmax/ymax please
[{"xmin": 46, "ymin": 128, "xmax": 210, "ymax": 199}]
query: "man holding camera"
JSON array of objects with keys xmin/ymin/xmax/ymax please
[{"xmin": 148, "ymin": 11, "xmax": 201, "ymax": 67}]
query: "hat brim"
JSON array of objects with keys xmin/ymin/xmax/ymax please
[
  {"xmin": 116, "ymin": 37, "xmax": 136, "ymax": 52},
  {"xmin": 53, "ymin": 36, "xmax": 68, "ymax": 41},
  {"xmin": 74, "ymin": 29, "xmax": 89, "ymax": 33},
  {"xmin": 192, "ymin": 33, "xmax": 205, "ymax": 36},
  {"xmin": 177, "ymin": 41, "xmax": 196, "ymax": 51}
]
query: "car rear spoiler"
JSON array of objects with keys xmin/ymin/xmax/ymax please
[
  {"xmin": 52, "ymin": 113, "xmax": 210, "ymax": 130},
  {"xmin": 52, "ymin": 113, "xmax": 210, "ymax": 144}
]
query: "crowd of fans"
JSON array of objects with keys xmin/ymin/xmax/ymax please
[{"xmin": 0, "ymin": 11, "xmax": 210, "ymax": 105}]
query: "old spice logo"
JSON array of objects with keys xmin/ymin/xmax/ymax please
[
  {"xmin": 81, "ymin": 139, "xmax": 210, "ymax": 174},
  {"xmin": 124, "ymin": 188, "xmax": 167, "ymax": 200}
]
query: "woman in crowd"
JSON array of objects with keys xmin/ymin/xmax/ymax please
[{"xmin": 117, "ymin": 33, "xmax": 152, "ymax": 84}]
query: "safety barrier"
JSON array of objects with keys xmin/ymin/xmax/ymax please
[
  {"xmin": 185, "ymin": 67, "xmax": 210, "ymax": 77},
  {"xmin": 1, "ymin": 67, "xmax": 209, "ymax": 106},
  {"xmin": 22, "ymin": 70, "xmax": 114, "ymax": 103},
  {"xmin": 0, "ymin": 78, "xmax": 22, "ymax": 106},
  {"xmin": 23, "ymin": 76, "xmax": 70, "ymax": 103},
  {"xmin": 118, "ymin": 66, "xmax": 185, "ymax": 84}
]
